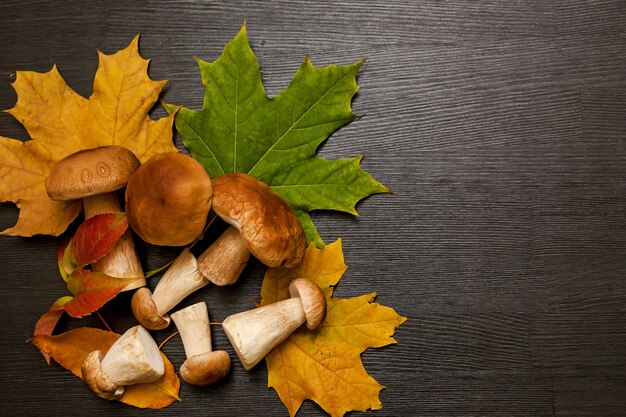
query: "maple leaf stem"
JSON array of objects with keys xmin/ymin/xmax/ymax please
[
  {"xmin": 158, "ymin": 331, "xmax": 179, "ymax": 350},
  {"xmin": 144, "ymin": 216, "xmax": 217, "ymax": 279},
  {"xmin": 95, "ymin": 310, "xmax": 113, "ymax": 332},
  {"xmin": 188, "ymin": 215, "xmax": 217, "ymax": 250},
  {"xmin": 145, "ymin": 259, "xmax": 175, "ymax": 279}
]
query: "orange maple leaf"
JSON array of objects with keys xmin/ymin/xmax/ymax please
[
  {"xmin": 0, "ymin": 36, "xmax": 176, "ymax": 236},
  {"xmin": 30, "ymin": 327, "xmax": 180, "ymax": 409},
  {"xmin": 260, "ymin": 239, "xmax": 407, "ymax": 417}
]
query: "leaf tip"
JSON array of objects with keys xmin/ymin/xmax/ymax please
[
  {"xmin": 237, "ymin": 20, "xmax": 249, "ymax": 42},
  {"xmin": 130, "ymin": 33, "xmax": 141, "ymax": 50},
  {"xmin": 161, "ymin": 101, "xmax": 180, "ymax": 116}
]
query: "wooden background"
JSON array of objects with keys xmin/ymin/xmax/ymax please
[{"xmin": 1, "ymin": 1, "xmax": 625, "ymax": 416}]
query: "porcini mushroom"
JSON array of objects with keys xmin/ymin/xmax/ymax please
[
  {"xmin": 132, "ymin": 173, "xmax": 307, "ymax": 329},
  {"xmin": 170, "ymin": 302, "xmax": 230, "ymax": 386},
  {"xmin": 45, "ymin": 145, "xmax": 144, "ymax": 290},
  {"xmin": 132, "ymin": 248, "xmax": 208, "ymax": 330},
  {"xmin": 222, "ymin": 278, "xmax": 326, "ymax": 370},
  {"xmin": 197, "ymin": 173, "xmax": 306, "ymax": 286},
  {"xmin": 125, "ymin": 152, "xmax": 213, "ymax": 247},
  {"xmin": 81, "ymin": 325, "xmax": 164, "ymax": 400}
]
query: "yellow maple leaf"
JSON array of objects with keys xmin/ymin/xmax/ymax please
[
  {"xmin": 260, "ymin": 239, "xmax": 407, "ymax": 417},
  {"xmin": 0, "ymin": 36, "xmax": 176, "ymax": 236}
]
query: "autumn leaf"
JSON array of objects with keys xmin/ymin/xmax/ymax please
[
  {"xmin": 32, "ymin": 271, "xmax": 136, "ymax": 361},
  {"xmin": 168, "ymin": 24, "xmax": 389, "ymax": 246},
  {"xmin": 33, "ymin": 270, "xmax": 136, "ymax": 346},
  {"xmin": 30, "ymin": 327, "xmax": 180, "ymax": 408},
  {"xmin": 36, "ymin": 212, "xmax": 137, "ymax": 358},
  {"xmin": 57, "ymin": 237, "xmax": 73, "ymax": 281},
  {"xmin": 0, "ymin": 36, "xmax": 176, "ymax": 237},
  {"xmin": 70, "ymin": 213, "xmax": 128, "ymax": 267},
  {"xmin": 260, "ymin": 240, "xmax": 406, "ymax": 417},
  {"xmin": 63, "ymin": 269, "xmax": 138, "ymax": 318},
  {"xmin": 33, "ymin": 296, "xmax": 73, "ymax": 363}
]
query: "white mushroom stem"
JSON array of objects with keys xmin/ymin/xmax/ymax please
[
  {"xmin": 100, "ymin": 326, "xmax": 164, "ymax": 386},
  {"xmin": 151, "ymin": 249, "xmax": 209, "ymax": 316},
  {"xmin": 82, "ymin": 326, "xmax": 164, "ymax": 400},
  {"xmin": 222, "ymin": 298, "xmax": 307, "ymax": 371},
  {"xmin": 83, "ymin": 192, "xmax": 145, "ymax": 291},
  {"xmin": 171, "ymin": 302, "xmax": 212, "ymax": 358},
  {"xmin": 197, "ymin": 226, "xmax": 250, "ymax": 286},
  {"xmin": 170, "ymin": 302, "xmax": 231, "ymax": 386}
]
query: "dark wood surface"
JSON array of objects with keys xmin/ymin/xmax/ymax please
[{"xmin": 1, "ymin": 1, "xmax": 625, "ymax": 416}]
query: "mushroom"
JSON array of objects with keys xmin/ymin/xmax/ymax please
[
  {"xmin": 45, "ymin": 145, "xmax": 144, "ymax": 290},
  {"xmin": 170, "ymin": 302, "xmax": 230, "ymax": 386},
  {"xmin": 131, "ymin": 173, "xmax": 307, "ymax": 329},
  {"xmin": 222, "ymin": 278, "xmax": 326, "ymax": 370},
  {"xmin": 197, "ymin": 173, "xmax": 306, "ymax": 286},
  {"xmin": 125, "ymin": 152, "xmax": 213, "ymax": 247},
  {"xmin": 81, "ymin": 325, "xmax": 164, "ymax": 400},
  {"xmin": 132, "ymin": 248, "xmax": 208, "ymax": 330}
]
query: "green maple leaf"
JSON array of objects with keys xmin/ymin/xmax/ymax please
[{"xmin": 167, "ymin": 24, "xmax": 389, "ymax": 246}]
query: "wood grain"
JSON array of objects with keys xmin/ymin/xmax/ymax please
[{"xmin": 1, "ymin": 1, "xmax": 625, "ymax": 416}]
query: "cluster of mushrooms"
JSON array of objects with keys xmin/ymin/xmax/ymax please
[{"xmin": 45, "ymin": 145, "xmax": 327, "ymax": 400}]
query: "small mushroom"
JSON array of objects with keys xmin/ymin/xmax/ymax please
[
  {"xmin": 125, "ymin": 152, "xmax": 213, "ymax": 247},
  {"xmin": 197, "ymin": 173, "xmax": 306, "ymax": 286},
  {"xmin": 132, "ymin": 248, "xmax": 208, "ymax": 330},
  {"xmin": 170, "ymin": 302, "xmax": 230, "ymax": 386},
  {"xmin": 81, "ymin": 325, "xmax": 164, "ymax": 400},
  {"xmin": 45, "ymin": 145, "xmax": 144, "ymax": 290},
  {"xmin": 222, "ymin": 278, "xmax": 326, "ymax": 370}
]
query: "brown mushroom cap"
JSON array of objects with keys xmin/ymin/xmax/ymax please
[
  {"xmin": 125, "ymin": 152, "xmax": 213, "ymax": 246},
  {"xmin": 180, "ymin": 350, "xmax": 231, "ymax": 386},
  {"xmin": 211, "ymin": 173, "xmax": 306, "ymax": 268},
  {"xmin": 81, "ymin": 350, "xmax": 124, "ymax": 400},
  {"xmin": 289, "ymin": 278, "xmax": 327, "ymax": 330},
  {"xmin": 46, "ymin": 146, "xmax": 140, "ymax": 201},
  {"xmin": 131, "ymin": 287, "xmax": 171, "ymax": 330}
]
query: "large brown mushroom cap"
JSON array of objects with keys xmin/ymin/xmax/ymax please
[
  {"xmin": 81, "ymin": 350, "xmax": 124, "ymax": 400},
  {"xmin": 180, "ymin": 350, "xmax": 231, "ymax": 386},
  {"xmin": 131, "ymin": 287, "xmax": 171, "ymax": 330},
  {"xmin": 46, "ymin": 146, "xmax": 140, "ymax": 201},
  {"xmin": 125, "ymin": 152, "xmax": 213, "ymax": 246},
  {"xmin": 289, "ymin": 278, "xmax": 327, "ymax": 330},
  {"xmin": 211, "ymin": 173, "xmax": 306, "ymax": 268}
]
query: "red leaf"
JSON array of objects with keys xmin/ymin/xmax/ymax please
[
  {"xmin": 63, "ymin": 269, "xmax": 138, "ymax": 318},
  {"xmin": 71, "ymin": 213, "xmax": 128, "ymax": 267},
  {"xmin": 33, "ymin": 296, "xmax": 73, "ymax": 363}
]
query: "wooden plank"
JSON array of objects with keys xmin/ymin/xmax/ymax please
[{"xmin": 0, "ymin": 1, "xmax": 625, "ymax": 416}]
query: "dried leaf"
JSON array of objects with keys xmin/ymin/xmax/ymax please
[
  {"xmin": 63, "ymin": 269, "xmax": 137, "ymax": 318},
  {"xmin": 261, "ymin": 240, "xmax": 406, "ymax": 417},
  {"xmin": 30, "ymin": 327, "xmax": 180, "ymax": 408},
  {"xmin": 57, "ymin": 237, "xmax": 73, "ymax": 282},
  {"xmin": 0, "ymin": 36, "xmax": 176, "ymax": 236},
  {"xmin": 33, "ymin": 296, "xmax": 73, "ymax": 363},
  {"xmin": 71, "ymin": 213, "xmax": 128, "ymax": 267},
  {"xmin": 170, "ymin": 24, "xmax": 389, "ymax": 246}
]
